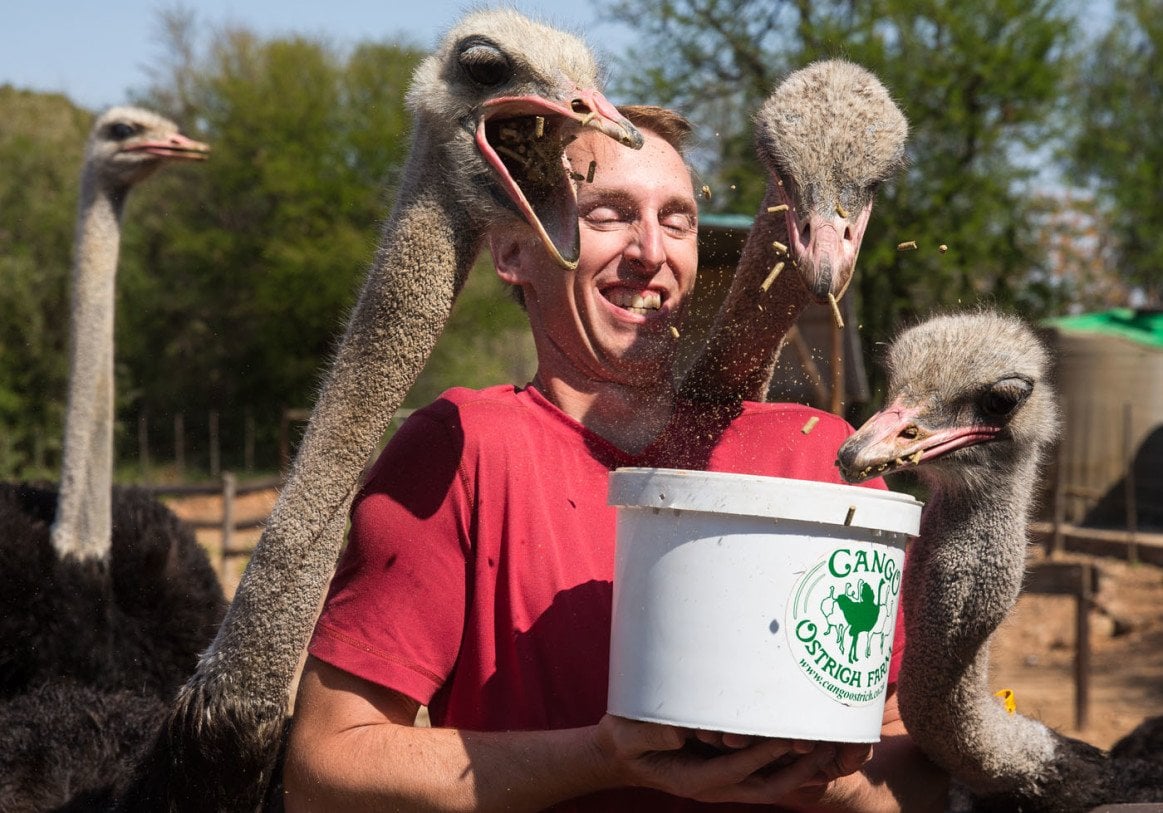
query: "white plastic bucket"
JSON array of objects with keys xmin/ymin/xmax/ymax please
[{"xmin": 607, "ymin": 467, "xmax": 922, "ymax": 743}]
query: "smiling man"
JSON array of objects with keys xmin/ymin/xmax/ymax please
[{"xmin": 285, "ymin": 107, "xmax": 947, "ymax": 812}]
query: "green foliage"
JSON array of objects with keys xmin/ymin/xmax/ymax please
[
  {"xmin": 0, "ymin": 87, "xmax": 90, "ymax": 477},
  {"xmin": 1070, "ymin": 0, "xmax": 1163, "ymax": 304},
  {"xmin": 114, "ymin": 23, "xmax": 429, "ymax": 469}
]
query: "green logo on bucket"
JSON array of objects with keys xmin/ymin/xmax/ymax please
[{"xmin": 786, "ymin": 546, "xmax": 903, "ymax": 706}]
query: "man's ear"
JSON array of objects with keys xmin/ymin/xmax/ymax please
[{"xmin": 488, "ymin": 231, "xmax": 532, "ymax": 286}]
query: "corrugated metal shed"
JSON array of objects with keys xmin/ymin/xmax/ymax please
[{"xmin": 1042, "ymin": 309, "xmax": 1163, "ymax": 530}]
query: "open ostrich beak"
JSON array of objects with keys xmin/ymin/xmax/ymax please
[
  {"xmin": 477, "ymin": 89, "xmax": 644, "ymax": 269},
  {"xmin": 123, "ymin": 132, "xmax": 211, "ymax": 162},
  {"xmin": 837, "ymin": 398, "xmax": 1002, "ymax": 483},
  {"xmin": 773, "ymin": 182, "xmax": 873, "ymax": 302}
]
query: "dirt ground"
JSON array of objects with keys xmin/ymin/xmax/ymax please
[
  {"xmin": 989, "ymin": 547, "xmax": 1163, "ymax": 749},
  {"xmin": 166, "ymin": 489, "xmax": 1163, "ymax": 748}
]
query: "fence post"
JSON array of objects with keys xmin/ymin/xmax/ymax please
[
  {"xmin": 1052, "ymin": 435, "xmax": 1067, "ymax": 558},
  {"xmin": 33, "ymin": 427, "xmax": 46, "ymax": 472},
  {"xmin": 1124, "ymin": 402, "xmax": 1138, "ymax": 565},
  {"xmin": 245, "ymin": 409, "xmax": 255, "ymax": 473},
  {"xmin": 138, "ymin": 412, "xmax": 150, "ymax": 479},
  {"xmin": 1075, "ymin": 563, "xmax": 1093, "ymax": 731},
  {"xmin": 220, "ymin": 471, "xmax": 236, "ymax": 580},
  {"xmin": 174, "ymin": 413, "xmax": 185, "ymax": 481},
  {"xmin": 209, "ymin": 410, "xmax": 220, "ymax": 478}
]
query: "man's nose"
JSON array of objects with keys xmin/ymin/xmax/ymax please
[{"xmin": 624, "ymin": 220, "xmax": 665, "ymax": 271}]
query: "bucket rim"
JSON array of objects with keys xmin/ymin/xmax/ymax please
[{"xmin": 608, "ymin": 467, "xmax": 922, "ymax": 536}]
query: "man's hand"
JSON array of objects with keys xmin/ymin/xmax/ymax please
[{"xmin": 594, "ymin": 714, "xmax": 843, "ymax": 804}]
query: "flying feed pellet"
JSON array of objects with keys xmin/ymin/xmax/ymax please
[
  {"xmin": 828, "ymin": 293, "xmax": 844, "ymax": 330},
  {"xmin": 760, "ymin": 262, "xmax": 785, "ymax": 292}
]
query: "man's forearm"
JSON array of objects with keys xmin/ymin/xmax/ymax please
[{"xmin": 286, "ymin": 720, "xmax": 615, "ymax": 812}]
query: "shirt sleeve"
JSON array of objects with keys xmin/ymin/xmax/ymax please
[{"xmin": 308, "ymin": 407, "xmax": 471, "ymax": 705}]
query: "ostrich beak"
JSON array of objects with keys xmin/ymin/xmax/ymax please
[
  {"xmin": 773, "ymin": 184, "xmax": 873, "ymax": 302},
  {"xmin": 123, "ymin": 132, "xmax": 211, "ymax": 161},
  {"xmin": 477, "ymin": 90, "xmax": 643, "ymax": 269},
  {"xmin": 837, "ymin": 398, "xmax": 1002, "ymax": 483}
]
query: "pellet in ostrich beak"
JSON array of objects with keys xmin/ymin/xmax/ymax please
[
  {"xmin": 828, "ymin": 293, "xmax": 845, "ymax": 330},
  {"xmin": 760, "ymin": 261, "xmax": 785, "ymax": 292},
  {"xmin": 534, "ymin": 116, "xmax": 545, "ymax": 138}
]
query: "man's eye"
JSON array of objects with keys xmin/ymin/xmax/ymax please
[
  {"xmin": 585, "ymin": 206, "xmax": 628, "ymax": 224},
  {"xmin": 662, "ymin": 214, "xmax": 696, "ymax": 234}
]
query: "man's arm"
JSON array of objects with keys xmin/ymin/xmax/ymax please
[{"xmin": 284, "ymin": 656, "xmax": 845, "ymax": 812}]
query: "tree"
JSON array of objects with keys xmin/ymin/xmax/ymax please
[
  {"xmin": 1070, "ymin": 0, "xmax": 1163, "ymax": 305},
  {"xmin": 603, "ymin": 0, "xmax": 1078, "ymax": 400},
  {"xmin": 0, "ymin": 87, "xmax": 90, "ymax": 477},
  {"xmin": 0, "ymin": 11, "xmax": 536, "ymax": 479}
]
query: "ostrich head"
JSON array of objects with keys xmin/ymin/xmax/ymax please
[
  {"xmin": 837, "ymin": 312, "xmax": 1058, "ymax": 494},
  {"xmin": 757, "ymin": 60, "xmax": 907, "ymax": 301},
  {"xmin": 85, "ymin": 106, "xmax": 209, "ymax": 191},
  {"xmin": 408, "ymin": 9, "xmax": 644, "ymax": 269}
]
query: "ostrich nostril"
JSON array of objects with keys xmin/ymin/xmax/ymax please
[
  {"xmin": 570, "ymin": 99, "xmax": 591, "ymax": 114},
  {"xmin": 900, "ymin": 425, "xmax": 920, "ymax": 439},
  {"xmin": 836, "ymin": 439, "xmax": 859, "ymax": 471},
  {"xmin": 844, "ymin": 225, "xmax": 853, "ymax": 242}
]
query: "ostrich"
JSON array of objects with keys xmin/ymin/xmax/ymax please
[
  {"xmin": 681, "ymin": 59, "xmax": 908, "ymax": 404},
  {"xmin": 99, "ymin": 10, "xmax": 645, "ymax": 811},
  {"xmin": 836, "ymin": 310, "xmax": 1163, "ymax": 811},
  {"xmin": 0, "ymin": 107, "xmax": 221, "ymax": 703}
]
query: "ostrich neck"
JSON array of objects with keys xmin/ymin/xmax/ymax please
[
  {"xmin": 50, "ymin": 172, "xmax": 127, "ymax": 561},
  {"xmin": 679, "ymin": 186, "xmax": 806, "ymax": 403},
  {"xmin": 900, "ymin": 454, "xmax": 1059, "ymax": 795},
  {"xmin": 192, "ymin": 128, "xmax": 481, "ymax": 707}
]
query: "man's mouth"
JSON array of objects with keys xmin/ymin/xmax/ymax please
[{"xmin": 605, "ymin": 288, "xmax": 662, "ymax": 315}]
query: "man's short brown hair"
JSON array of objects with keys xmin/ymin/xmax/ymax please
[{"xmin": 617, "ymin": 105, "xmax": 693, "ymax": 156}]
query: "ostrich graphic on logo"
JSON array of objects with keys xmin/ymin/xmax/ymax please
[
  {"xmin": 828, "ymin": 578, "xmax": 886, "ymax": 664},
  {"xmin": 787, "ymin": 546, "xmax": 902, "ymax": 706}
]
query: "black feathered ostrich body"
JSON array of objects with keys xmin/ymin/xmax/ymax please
[
  {"xmin": 837, "ymin": 311, "xmax": 1163, "ymax": 811},
  {"xmin": 681, "ymin": 60, "xmax": 908, "ymax": 404},
  {"xmin": 107, "ymin": 10, "xmax": 645, "ymax": 812},
  {"xmin": 0, "ymin": 108, "xmax": 223, "ymax": 813}
]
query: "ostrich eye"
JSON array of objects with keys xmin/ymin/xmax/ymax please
[
  {"xmin": 107, "ymin": 122, "xmax": 137, "ymax": 140},
  {"xmin": 458, "ymin": 41, "xmax": 512, "ymax": 87},
  {"xmin": 979, "ymin": 377, "xmax": 1033, "ymax": 419}
]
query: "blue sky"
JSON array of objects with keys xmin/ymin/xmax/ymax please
[{"xmin": 1, "ymin": 1, "xmax": 632, "ymax": 111}]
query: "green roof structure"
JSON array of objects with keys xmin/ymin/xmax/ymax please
[{"xmin": 1043, "ymin": 308, "xmax": 1163, "ymax": 350}]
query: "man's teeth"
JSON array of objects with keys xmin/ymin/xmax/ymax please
[{"xmin": 607, "ymin": 290, "xmax": 661, "ymax": 313}]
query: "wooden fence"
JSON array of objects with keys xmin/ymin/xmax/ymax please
[{"xmin": 144, "ymin": 473, "xmax": 282, "ymax": 580}]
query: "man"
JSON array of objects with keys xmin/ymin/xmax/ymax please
[{"xmin": 284, "ymin": 106, "xmax": 947, "ymax": 811}]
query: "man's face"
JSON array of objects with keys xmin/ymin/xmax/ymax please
[{"xmin": 500, "ymin": 128, "xmax": 699, "ymax": 386}]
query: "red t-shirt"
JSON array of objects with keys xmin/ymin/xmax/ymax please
[{"xmin": 310, "ymin": 384, "xmax": 903, "ymax": 811}]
